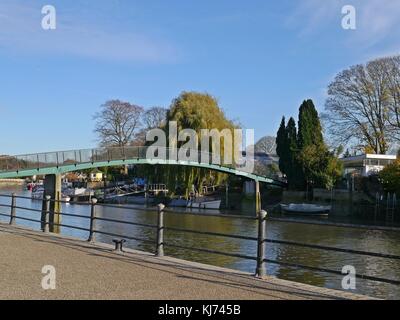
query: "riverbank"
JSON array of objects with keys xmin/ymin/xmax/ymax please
[
  {"xmin": 0, "ymin": 223, "xmax": 373, "ymax": 300},
  {"xmin": 1, "ymin": 186, "xmax": 399, "ymax": 299}
]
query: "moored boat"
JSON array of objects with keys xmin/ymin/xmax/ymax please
[
  {"xmin": 169, "ymin": 197, "xmax": 189, "ymax": 207},
  {"xmin": 31, "ymin": 186, "xmax": 71, "ymax": 202},
  {"xmin": 31, "ymin": 186, "xmax": 44, "ymax": 200},
  {"xmin": 187, "ymin": 198, "xmax": 221, "ymax": 209},
  {"xmin": 280, "ymin": 203, "xmax": 331, "ymax": 216},
  {"xmin": 169, "ymin": 197, "xmax": 222, "ymax": 209}
]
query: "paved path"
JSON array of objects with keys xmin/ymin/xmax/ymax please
[{"xmin": 0, "ymin": 224, "xmax": 373, "ymax": 300}]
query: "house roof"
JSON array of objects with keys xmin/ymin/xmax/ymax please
[
  {"xmin": 340, "ymin": 153, "xmax": 397, "ymax": 163},
  {"xmin": 90, "ymin": 169, "xmax": 103, "ymax": 174}
]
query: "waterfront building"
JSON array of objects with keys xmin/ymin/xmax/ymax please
[{"xmin": 340, "ymin": 154, "xmax": 397, "ymax": 177}]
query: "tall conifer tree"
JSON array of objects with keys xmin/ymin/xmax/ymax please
[
  {"xmin": 276, "ymin": 117, "xmax": 287, "ymax": 175},
  {"xmin": 298, "ymin": 100, "xmax": 323, "ymax": 149},
  {"xmin": 286, "ymin": 117, "xmax": 305, "ymax": 189},
  {"xmin": 276, "ymin": 99, "xmax": 342, "ymax": 190}
]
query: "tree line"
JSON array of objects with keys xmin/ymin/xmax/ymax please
[
  {"xmin": 275, "ymin": 54, "xmax": 400, "ymax": 191},
  {"xmin": 93, "ymin": 92, "xmax": 237, "ymax": 195},
  {"xmin": 93, "ymin": 54, "xmax": 400, "ymax": 192},
  {"xmin": 276, "ymin": 100, "xmax": 342, "ymax": 190},
  {"xmin": 93, "ymin": 100, "xmax": 168, "ymax": 147}
]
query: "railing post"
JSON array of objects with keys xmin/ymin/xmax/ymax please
[
  {"xmin": 9, "ymin": 193, "xmax": 16, "ymax": 225},
  {"xmin": 44, "ymin": 195, "xmax": 51, "ymax": 233},
  {"xmin": 156, "ymin": 203, "xmax": 165, "ymax": 257},
  {"xmin": 88, "ymin": 198, "xmax": 98, "ymax": 242},
  {"xmin": 256, "ymin": 210, "xmax": 267, "ymax": 278}
]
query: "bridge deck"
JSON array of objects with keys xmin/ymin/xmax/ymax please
[
  {"xmin": 0, "ymin": 224, "xmax": 372, "ymax": 300},
  {"xmin": 0, "ymin": 147, "xmax": 284, "ymax": 185}
]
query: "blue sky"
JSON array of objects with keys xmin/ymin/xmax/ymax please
[{"xmin": 1, "ymin": 0, "xmax": 399, "ymax": 155}]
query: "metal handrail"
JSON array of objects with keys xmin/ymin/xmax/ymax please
[
  {"xmin": 164, "ymin": 226, "xmax": 258, "ymax": 241},
  {"xmin": 1, "ymin": 194, "xmax": 400, "ymax": 260},
  {"xmin": 264, "ymin": 239, "xmax": 400, "ymax": 260},
  {"xmin": 0, "ymin": 193, "xmax": 399, "ymax": 288},
  {"xmin": 264, "ymin": 259, "xmax": 400, "ymax": 286},
  {"xmin": 0, "ymin": 147, "xmax": 229, "ymax": 169},
  {"xmin": 164, "ymin": 242, "xmax": 258, "ymax": 261}
]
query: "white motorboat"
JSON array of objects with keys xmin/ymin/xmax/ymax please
[
  {"xmin": 187, "ymin": 198, "xmax": 221, "ymax": 209},
  {"xmin": 31, "ymin": 186, "xmax": 70, "ymax": 202},
  {"xmin": 280, "ymin": 203, "xmax": 331, "ymax": 216},
  {"xmin": 169, "ymin": 197, "xmax": 222, "ymax": 209},
  {"xmin": 64, "ymin": 187, "xmax": 89, "ymax": 197}
]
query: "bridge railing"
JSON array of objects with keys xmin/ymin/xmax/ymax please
[
  {"xmin": 0, "ymin": 146, "xmax": 261, "ymax": 175},
  {"xmin": 0, "ymin": 193, "xmax": 399, "ymax": 288}
]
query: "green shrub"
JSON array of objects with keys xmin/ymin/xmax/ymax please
[{"xmin": 379, "ymin": 159, "xmax": 400, "ymax": 194}]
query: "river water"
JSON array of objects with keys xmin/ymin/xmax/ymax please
[{"xmin": 0, "ymin": 185, "xmax": 399, "ymax": 299}]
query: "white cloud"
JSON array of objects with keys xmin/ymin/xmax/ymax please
[{"xmin": 0, "ymin": 1, "xmax": 179, "ymax": 63}]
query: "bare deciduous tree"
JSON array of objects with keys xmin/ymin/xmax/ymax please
[
  {"xmin": 94, "ymin": 100, "xmax": 144, "ymax": 147},
  {"xmin": 386, "ymin": 56, "xmax": 400, "ymax": 137},
  {"xmin": 323, "ymin": 56, "xmax": 400, "ymax": 154},
  {"xmin": 130, "ymin": 106, "xmax": 168, "ymax": 147},
  {"xmin": 143, "ymin": 106, "xmax": 167, "ymax": 129}
]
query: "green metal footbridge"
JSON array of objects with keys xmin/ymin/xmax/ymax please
[{"xmin": 0, "ymin": 147, "xmax": 284, "ymax": 186}]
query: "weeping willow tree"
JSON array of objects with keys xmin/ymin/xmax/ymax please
[{"xmin": 140, "ymin": 91, "xmax": 237, "ymax": 196}]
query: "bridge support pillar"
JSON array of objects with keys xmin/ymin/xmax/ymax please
[
  {"xmin": 41, "ymin": 174, "xmax": 62, "ymax": 233},
  {"xmin": 255, "ymin": 180, "xmax": 261, "ymax": 215}
]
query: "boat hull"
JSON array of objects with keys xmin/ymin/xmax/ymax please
[
  {"xmin": 280, "ymin": 204, "xmax": 330, "ymax": 216},
  {"xmin": 187, "ymin": 200, "xmax": 221, "ymax": 209}
]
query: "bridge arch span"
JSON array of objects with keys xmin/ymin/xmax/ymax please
[{"xmin": 0, "ymin": 147, "xmax": 284, "ymax": 186}]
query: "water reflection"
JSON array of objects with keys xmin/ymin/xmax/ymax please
[{"xmin": 0, "ymin": 185, "xmax": 399, "ymax": 299}]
